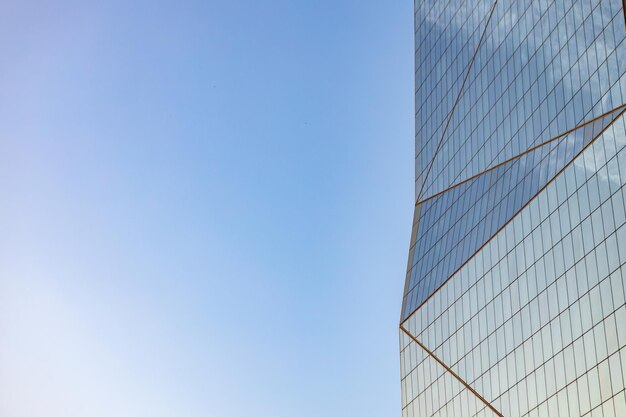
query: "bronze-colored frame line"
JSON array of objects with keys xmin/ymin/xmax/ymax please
[
  {"xmin": 416, "ymin": 0, "xmax": 499, "ymax": 203},
  {"xmin": 415, "ymin": 103, "xmax": 626, "ymax": 206},
  {"xmin": 399, "ymin": 325, "xmax": 505, "ymax": 417},
  {"xmin": 401, "ymin": 105, "xmax": 626, "ymax": 327}
]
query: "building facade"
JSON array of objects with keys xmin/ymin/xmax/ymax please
[{"xmin": 400, "ymin": 1, "xmax": 626, "ymax": 416}]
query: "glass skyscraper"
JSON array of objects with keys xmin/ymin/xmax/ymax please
[{"xmin": 400, "ymin": 1, "xmax": 626, "ymax": 416}]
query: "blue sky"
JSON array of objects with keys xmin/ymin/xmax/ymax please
[{"xmin": 0, "ymin": 1, "xmax": 413, "ymax": 416}]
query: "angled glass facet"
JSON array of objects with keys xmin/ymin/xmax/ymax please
[
  {"xmin": 414, "ymin": 0, "xmax": 496, "ymax": 198},
  {"xmin": 400, "ymin": 328, "xmax": 503, "ymax": 417},
  {"xmin": 419, "ymin": 0, "xmax": 626, "ymax": 201},
  {"xmin": 401, "ymin": 106, "xmax": 624, "ymax": 321}
]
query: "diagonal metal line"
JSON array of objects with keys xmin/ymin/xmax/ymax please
[
  {"xmin": 415, "ymin": 0, "xmax": 499, "ymax": 204},
  {"xmin": 401, "ymin": 105, "xmax": 626, "ymax": 327},
  {"xmin": 400, "ymin": 205, "xmax": 422, "ymax": 322},
  {"xmin": 400, "ymin": 324, "xmax": 504, "ymax": 417},
  {"xmin": 415, "ymin": 103, "xmax": 626, "ymax": 206}
]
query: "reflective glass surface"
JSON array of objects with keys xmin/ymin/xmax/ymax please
[
  {"xmin": 402, "ymin": 1, "xmax": 626, "ymax": 416},
  {"xmin": 414, "ymin": 0, "xmax": 495, "ymax": 196},
  {"xmin": 402, "ymin": 116, "xmax": 626, "ymax": 417},
  {"xmin": 417, "ymin": 0, "xmax": 626, "ymax": 201},
  {"xmin": 402, "ymin": 105, "xmax": 625, "ymax": 320}
]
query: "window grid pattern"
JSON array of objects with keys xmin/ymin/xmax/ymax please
[
  {"xmin": 400, "ymin": 330, "xmax": 500, "ymax": 417},
  {"xmin": 403, "ymin": 0, "xmax": 626, "ymax": 415},
  {"xmin": 421, "ymin": 0, "xmax": 626, "ymax": 201},
  {"xmin": 401, "ymin": 105, "xmax": 624, "ymax": 320},
  {"xmin": 401, "ymin": 117, "xmax": 626, "ymax": 417},
  {"xmin": 413, "ymin": 0, "xmax": 494, "ymax": 196}
]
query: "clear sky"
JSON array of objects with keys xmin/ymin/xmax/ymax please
[{"xmin": 0, "ymin": 1, "xmax": 413, "ymax": 416}]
